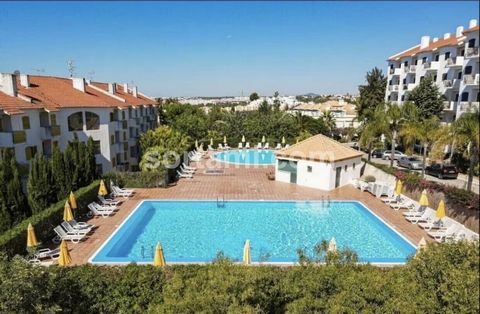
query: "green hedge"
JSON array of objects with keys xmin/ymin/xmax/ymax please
[
  {"xmin": 0, "ymin": 241, "xmax": 478, "ymax": 313},
  {"xmin": 0, "ymin": 181, "xmax": 100, "ymax": 257},
  {"xmin": 103, "ymin": 171, "xmax": 168, "ymax": 188}
]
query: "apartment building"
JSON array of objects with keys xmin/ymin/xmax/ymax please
[
  {"xmin": 386, "ymin": 19, "xmax": 479, "ymax": 122},
  {"xmin": 0, "ymin": 72, "xmax": 157, "ymax": 173},
  {"xmin": 289, "ymin": 100, "xmax": 359, "ymax": 128}
]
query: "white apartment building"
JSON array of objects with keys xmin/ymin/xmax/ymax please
[
  {"xmin": 386, "ymin": 19, "xmax": 479, "ymax": 122},
  {"xmin": 0, "ymin": 72, "xmax": 158, "ymax": 173},
  {"xmin": 289, "ymin": 100, "xmax": 359, "ymax": 128}
]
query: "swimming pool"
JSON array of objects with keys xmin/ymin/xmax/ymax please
[
  {"xmin": 213, "ymin": 149, "xmax": 276, "ymax": 165},
  {"xmin": 90, "ymin": 200, "xmax": 416, "ymax": 264}
]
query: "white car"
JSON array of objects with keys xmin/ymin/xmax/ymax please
[{"xmin": 382, "ymin": 150, "xmax": 406, "ymax": 160}]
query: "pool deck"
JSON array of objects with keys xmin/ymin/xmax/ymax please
[{"xmin": 68, "ymin": 156, "xmax": 432, "ymax": 265}]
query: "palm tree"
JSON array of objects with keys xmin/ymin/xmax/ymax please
[
  {"xmin": 358, "ymin": 105, "xmax": 387, "ymax": 161},
  {"xmin": 385, "ymin": 103, "xmax": 403, "ymax": 167},
  {"xmin": 322, "ymin": 111, "xmax": 336, "ymax": 135},
  {"xmin": 452, "ymin": 108, "xmax": 479, "ymax": 191},
  {"xmin": 400, "ymin": 116, "xmax": 442, "ymax": 176}
]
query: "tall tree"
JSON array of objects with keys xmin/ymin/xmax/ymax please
[
  {"xmin": 357, "ymin": 67, "xmax": 387, "ymax": 120},
  {"xmin": 258, "ymin": 100, "xmax": 271, "ymax": 115},
  {"xmin": 452, "ymin": 108, "xmax": 479, "ymax": 191},
  {"xmin": 249, "ymin": 92, "xmax": 259, "ymax": 102},
  {"xmin": 85, "ymin": 137, "xmax": 97, "ymax": 183},
  {"xmin": 51, "ymin": 146, "xmax": 68, "ymax": 199},
  {"xmin": 27, "ymin": 153, "xmax": 55, "ymax": 214},
  {"xmin": 359, "ymin": 105, "xmax": 388, "ymax": 161},
  {"xmin": 322, "ymin": 111, "xmax": 336, "ymax": 134},
  {"xmin": 407, "ymin": 75, "xmax": 444, "ymax": 118}
]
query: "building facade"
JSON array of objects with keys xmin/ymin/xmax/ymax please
[
  {"xmin": 289, "ymin": 99, "xmax": 359, "ymax": 129},
  {"xmin": 385, "ymin": 19, "xmax": 479, "ymax": 122},
  {"xmin": 0, "ymin": 72, "xmax": 158, "ymax": 173}
]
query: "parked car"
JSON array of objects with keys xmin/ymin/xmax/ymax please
[
  {"xmin": 382, "ymin": 150, "xmax": 406, "ymax": 160},
  {"xmin": 370, "ymin": 149, "xmax": 385, "ymax": 158},
  {"xmin": 425, "ymin": 163, "xmax": 458, "ymax": 179},
  {"xmin": 397, "ymin": 156, "xmax": 423, "ymax": 170}
]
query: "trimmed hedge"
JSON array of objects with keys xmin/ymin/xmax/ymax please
[
  {"xmin": 0, "ymin": 181, "xmax": 100, "ymax": 257},
  {"xmin": 103, "ymin": 171, "xmax": 167, "ymax": 188},
  {"xmin": 0, "ymin": 241, "xmax": 478, "ymax": 313}
]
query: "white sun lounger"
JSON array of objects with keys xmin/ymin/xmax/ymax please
[
  {"xmin": 390, "ymin": 199, "xmax": 416, "ymax": 211},
  {"xmin": 263, "ymin": 142, "xmax": 269, "ymax": 149},
  {"xmin": 177, "ymin": 170, "xmax": 193, "ymax": 179},
  {"xmin": 180, "ymin": 165, "xmax": 195, "ymax": 174},
  {"xmin": 34, "ymin": 247, "xmax": 60, "ymax": 260},
  {"xmin": 182, "ymin": 163, "xmax": 196, "ymax": 171},
  {"xmin": 238, "ymin": 143, "xmax": 243, "ymax": 149},
  {"xmin": 87, "ymin": 203, "xmax": 116, "ymax": 218},
  {"xmin": 68, "ymin": 219, "xmax": 95, "ymax": 230},
  {"xmin": 53, "ymin": 226, "xmax": 88, "ymax": 243},
  {"xmin": 405, "ymin": 208, "xmax": 435, "ymax": 224},
  {"xmin": 111, "ymin": 186, "xmax": 134, "ymax": 198},
  {"xmin": 61, "ymin": 221, "xmax": 92, "ymax": 235},
  {"xmin": 428, "ymin": 224, "xmax": 460, "ymax": 242},
  {"xmin": 245, "ymin": 142, "xmax": 250, "ymax": 149},
  {"xmin": 208, "ymin": 145, "xmax": 214, "ymax": 151},
  {"xmin": 257, "ymin": 143, "xmax": 262, "ymax": 149},
  {"xmin": 98, "ymin": 196, "xmax": 121, "ymax": 207},
  {"xmin": 418, "ymin": 218, "xmax": 445, "ymax": 231},
  {"xmin": 275, "ymin": 143, "xmax": 282, "ymax": 150}
]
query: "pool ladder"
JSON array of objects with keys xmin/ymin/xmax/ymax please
[
  {"xmin": 217, "ymin": 196, "xmax": 226, "ymax": 208},
  {"xmin": 321, "ymin": 195, "xmax": 331, "ymax": 208}
]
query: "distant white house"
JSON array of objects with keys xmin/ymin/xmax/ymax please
[
  {"xmin": 275, "ymin": 134, "xmax": 362, "ymax": 190},
  {"xmin": 289, "ymin": 99, "xmax": 359, "ymax": 128}
]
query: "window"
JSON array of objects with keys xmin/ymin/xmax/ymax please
[
  {"xmin": 128, "ymin": 108, "xmax": 133, "ymax": 119},
  {"xmin": 403, "ymin": 61, "xmax": 408, "ymax": 67},
  {"xmin": 468, "ymin": 38, "xmax": 476, "ymax": 48},
  {"xmin": 464, "ymin": 66, "xmax": 473, "ymax": 75},
  {"xmin": 433, "ymin": 75, "xmax": 437, "ymax": 81},
  {"xmin": 434, "ymin": 54, "xmax": 440, "ymax": 61},
  {"xmin": 460, "ymin": 49, "xmax": 465, "ymax": 57},
  {"xmin": 353, "ymin": 163, "xmax": 356, "ymax": 170},
  {"xmin": 422, "ymin": 57, "xmax": 427, "ymax": 63},
  {"xmin": 50, "ymin": 114, "xmax": 57, "ymax": 125},
  {"xmin": 123, "ymin": 132, "xmax": 127, "ymax": 141},
  {"xmin": 307, "ymin": 166, "xmax": 312, "ymax": 172},
  {"xmin": 344, "ymin": 165, "xmax": 348, "ymax": 171},
  {"xmin": 130, "ymin": 146, "xmax": 138, "ymax": 158},
  {"xmin": 461, "ymin": 92, "xmax": 469, "ymax": 102},
  {"xmin": 402, "ymin": 78, "xmax": 407, "ymax": 84},
  {"xmin": 420, "ymin": 76, "xmax": 425, "ymax": 82},
  {"xmin": 445, "ymin": 52, "xmax": 451, "ymax": 60},
  {"xmin": 110, "ymin": 135, "xmax": 115, "ymax": 145},
  {"xmin": 85, "ymin": 112, "xmax": 100, "ymax": 130},
  {"xmin": 122, "ymin": 111, "xmax": 126, "ymax": 120},
  {"xmin": 25, "ymin": 146, "xmax": 37, "ymax": 160},
  {"xmin": 124, "ymin": 152, "xmax": 128, "ymax": 161},
  {"xmin": 477, "ymin": 92, "xmax": 480, "ymax": 102},
  {"xmin": 458, "ymin": 72, "xmax": 462, "ymax": 79},
  {"xmin": 22, "ymin": 116, "xmax": 30, "ymax": 129},
  {"xmin": 455, "ymin": 93, "xmax": 459, "ymax": 101},
  {"xmin": 67, "ymin": 112, "xmax": 83, "ymax": 131},
  {"xmin": 442, "ymin": 73, "xmax": 448, "ymax": 80},
  {"xmin": 401, "ymin": 95, "xmax": 405, "ymax": 101},
  {"xmin": 93, "ymin": 140, "xmax": 101, "ymax": 154},
  {"xmin": 110, "ymin": 109, "xmax": 118, "ymax": 122},
  {"xmin": 111, "ymin": 157, "xmax": 116, "ymax": 168}
]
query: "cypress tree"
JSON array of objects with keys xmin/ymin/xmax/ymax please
[
  {"xmin": 27, "ymin": 153, "xmax": 54, "ymax": 214},
  {"xmin": 51, "ymin": 146, "xmax": 68, "ymax": 200},
  {"xmin": 64, "ymin": 138, "xmax": 78, "ymax": 191},
  {"xmin": 85, "ymin": 137, "xmax": 97, "ymax": 183},
  {"xmin": 77, "ymin": 141, "xmax": 87, "ymax": 187}
]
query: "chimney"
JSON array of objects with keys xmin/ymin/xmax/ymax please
[
  {"xmin": 420, "ymin": 36, "xmax": 430, "ymax": 49},
  {"xmin": 0, "ymin": 73, "xmax": 18, "ymax": 97},
  {"xmin": 132, "ymin": 86, "xmax": 138, "ymax": 98},
  {"xmin": 456, "ymin": 26, "xmax": 464, "ymax": 37},
  {"xmin": 20, "ymin": 74, "xmax": 29, "ymax": 88},
  {"xmin": 433, "ymin": 37, "xmax": 439, "ymax": 43},
  {"xmin": 469, "ymin": 19, "xmax": 478, "ymax": 29},
  {"xmin": 443, "ymin": 33, "xmax": 451, "ymax": 39},
  {"xmin": 123, "ymin": 83, "xmax": 128, "ymax": 94},
  {"xmin": 108, "ymin": 83, "xmax": 117, "ymax": 94},
  {"xmin": 72, "ymin": 77, "xmax": 86, "ymax": 92}
]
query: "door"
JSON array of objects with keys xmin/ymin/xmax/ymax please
[{"xmin": 335, "ymin": 167, "xmax": 341, "ymax": 188}]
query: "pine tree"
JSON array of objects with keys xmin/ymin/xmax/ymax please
[
  {"xmin": 407, "ymin": 75, "xmax": 445, "ymax": 118},
  {"xmin": 27, "ymin": 153, "xmax": 55, "ymax": 214}
]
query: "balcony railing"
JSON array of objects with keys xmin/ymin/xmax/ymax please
[
  {"xmin": 465, "ymin": 47, "xmax": 479, "ymax": 58},
  {"xmin": 463, "ymin": 74, "xmax": 479, "ymax": 85},
  {"xmin": 443, "ymin": 79, "xmax": 460, "ymax": 89},
  {"xmin": 458, "ymin": 101, "xmax": 480, "ymax": 115},
  {"xmin": 445, "ymin": 56, "xmax": 464, "ymax": 67},
  {"xmin": 389, "ymin": 68, "xmax": 401, "ymax": 75},
  {"xmin": 388, "ymin": 85, "xmax": 399, "ymax": 92},
  {"xmin": 404, "ymin": 65, "xmax": 416, "ymax": 73},
  {"xmin": 443, "ymin": 101, "xmax": 455, "ymax": 111},
  {"xmin": 423, "ymin": 61, "xmax": 439, "ymax": 71}
]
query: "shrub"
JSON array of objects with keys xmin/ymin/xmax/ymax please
[
  {"xmin": 362, "ymin": 175, "xmax": 376, "ymax": 183},
  {"xmin": 103, "ymin": 171, "xmax": 167, "ymax": 188},
  {"xmin": 0, "ymin": 181, "xmax": 100, "ymax": 257}
]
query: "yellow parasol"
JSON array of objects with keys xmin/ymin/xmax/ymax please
[
  {"xmin": 241, "ymin": 135, "xmax": 245, "ymax": 143},
  {"xmin": 63, "ymin": 201, "xmax": 74, "ymax": 221},
  {"xmin": 210, "ymin": 138, "xmax": 213, "ymax": 146},
  {"xmin": 26, "ymin": 223, "xmax": 39, "ymax": 248},
  {"xmin": 58, "ymin": 240, "xmax": 72, "ymax": 266},
  {"xmin": 436, "ymin": 200, "xmax": 446, "ymax": 219},
  {"xmin": 153, "ymin": 242, "xmax": 166, "ymax": 267},
  {"xmin": 195, "ymin": 139, "xmax": 198, "ymax": 148},
  {"xmin": 243, "ymin": 240, "xmax": 251, "ymax": 265},
  {"xmin": 98, "ymin": 180, "xmax": 108, "ymax": 196},
  {"xmin": 419, "ymin": 189, "xmax": 429, "ymax": 207},
  {"xmin": 395, "ymin": 180, "xmax": 403, "ymax": 195},
  {"xmin": 261, "ymin": 135, "xmax": 265, "ymax": 143},
  {"xmin": 282, "ymin": 136, "xmax": 286, "ymax": 145},
  {"xmin": 69, "ymin": 191, "xmax": 77, "ymax": 210},
  {"xmin": 223, "ymin": 136, "xmax": 227, "ymax": 144}
]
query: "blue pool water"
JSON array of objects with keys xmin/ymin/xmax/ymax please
[
  {"xmin": 91, "ymin": 201, "xmax": 416, "ymax": 264},
  {"xmin": 213, "ymin": 149, "xmax": 276, "ymax": 165}
]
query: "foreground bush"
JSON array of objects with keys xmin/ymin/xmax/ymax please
[{"xmin": 0, "ymin": 241, "xmax": 478, "ymax": 313}]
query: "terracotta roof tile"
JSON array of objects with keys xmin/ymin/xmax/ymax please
[
  {"xmin": 388, "ymin": 35, "xmax": 462, "ymax": 61},
  {"xmin": 90, "ymin": 82, "xmax": 154, "ymax": 106},
  {"xmin": 0, "ymin": 91, "xmax": 44, "ymax": 115},
  {"xmin": 275, "ymin": 134, "xmax": 363, "ymax": 163},
  {"xmin": 463, "ymin": 25, "xmax": 479, "ymax": 34}
]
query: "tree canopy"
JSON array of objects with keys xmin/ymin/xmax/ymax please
[
  {"xmin": 407, "ymin": 75, "xmax": 445, "ymax": 118},
  {"xmin": 357, "ymin": 67, "xmax": 387, "ymax": 120}
]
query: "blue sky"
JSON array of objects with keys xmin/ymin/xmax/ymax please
[{"xmin": 0, "ymin": 1, "xmax": 478, "ymax": 97}]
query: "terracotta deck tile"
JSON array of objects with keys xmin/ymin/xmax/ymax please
[{"xmin": 68, "ymin": 156, "xmax": 432, "ymax": 265}]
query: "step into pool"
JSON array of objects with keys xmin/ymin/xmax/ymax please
[{"xmin": 90, "ymin": 200, "xmax": 416, "ymax": 264}]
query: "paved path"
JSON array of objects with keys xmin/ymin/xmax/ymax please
[{"xmin": 67, "ymin": 155, "xmax": 433, "ymax": 265}]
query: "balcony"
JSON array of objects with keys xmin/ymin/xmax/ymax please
[
  {"xmin": 465, "ymin": 47, "xmax": 479, "ymax": 58},
  {"xmin": 41, "ymin": 125, "xmax": 61, "ymax": 138},
  {"xmin": 404, "ymin": 65, "xmax": 416, "ymax": 74},
  {"xmin": 463, "ymin": 74, "xmax": 480, "ymax": 86},
  {"xmin": 389, "ymin": 67, "xmax": 401, "ymax": 76},
  {"xmin": 458, "ymin": 101, "xmax": 480, "ymax": 116},
  {"xmin": 445, "ymin": 56, "xmax": 464, "ymax": 68},
  {"xmin": 388, "ymin": 85, "xmax": 399, "ymax": 92},
  {"xmin": 443, "ymin": 79, "xmax": 460, "ymax": 90},
  {"xmin": 423, "ymin": 61, "xmax": 439, "ymax": 72},
  {"xmin": 443, "ymin": 101, "xmax": 455, "ymax": 111}
]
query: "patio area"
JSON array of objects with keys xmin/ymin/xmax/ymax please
[{"xmin": 69, "ymin": 157, "xmax": 431, "ymax": 265}]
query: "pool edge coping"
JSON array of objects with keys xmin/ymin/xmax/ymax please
[{"xmin": 88, "ymin": 199, "xmax": 417, "ymax": 266}]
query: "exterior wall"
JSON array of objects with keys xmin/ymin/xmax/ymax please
[{"xmin": 275, "ymin": 156, "xmax": 362, "ymax": 191}]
